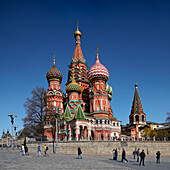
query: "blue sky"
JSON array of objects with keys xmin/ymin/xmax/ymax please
[{"xmin": 0, "ymin": 0, "xmax": 170, "ymax": 137}]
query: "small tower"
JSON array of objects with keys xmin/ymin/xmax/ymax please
[
  {"xmin": 129, "ymin": 82, "xmax": 146, "ymax": 125},
  {"xmin": 44, "ymin": 53, "xmax": 64, "ymax": 141},
  {"xmin": 66, "ymin": 77, "xmax": 82, "ymax": 117},
  {"xmin": 88, "ymin": 48, "xmax": 110, "ymax": 118}
]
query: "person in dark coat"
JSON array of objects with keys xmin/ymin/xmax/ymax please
[
  {"xmin": 133, "ymin": 150, "xmax": 136, "ymax": 159},
  {"xmin": 139, "ymin": 149, "xmax": 145, "ymax": 166},
  {"xmin": 77, "ymin": 147, "xmax": 82, "ymax": 159},
  {"xmin": 156, "ymin": 151, "xmax": 160, "ymax": 164},
  {"xmin": 115, "ymin": 148, "xmax": 118, "ymax": 161},
  {"xmin": 121, "ymin": 148, "xmax": 128, "ymax": 162}
]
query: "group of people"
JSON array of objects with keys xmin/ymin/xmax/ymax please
[
  {"xmin": 36, "ymin": 144, "xmax": 49, "ymax": 156},
  {"xmin": 112, "ymin": 148, "xmax": 145, "ymax": 165},
  {"xmin": 20, "ymin": 144, "xmax": 49, "ymax": 157},
  {"xmin": 133, "ymin": 149, "xmax": 161, "ymax": 165},
  {"xmin": 20, "ymin": 144, "xmax": 29, "ymax": 156}
]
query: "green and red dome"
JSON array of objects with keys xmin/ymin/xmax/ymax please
[{"xmin": 46, "ymin": 64, "xmax": 62, "ymax": 82}]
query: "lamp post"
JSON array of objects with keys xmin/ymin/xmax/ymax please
[
  {"xmin": 8, "ymin": 113, "xmax": 17, "ymax": 149},
  {"xmin": 53, "ymin": 106, "xmax": 61, "ymax": 154},
  {"xmin": 14, "ymin": 126, "xmax": 17, "ymax": 147}
]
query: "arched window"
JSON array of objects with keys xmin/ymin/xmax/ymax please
[
  {"xmin": 113, "ymin": 122, "xmax": 115, "ymax": 126},
  {"xmin": 135, "ymin": 115, "xmax": 139, "ymax": 122},
  {"xmin": 96, "ymin": 120, "xmax": 98, "ymax": 124},
  {"xmin": 108, "ymin": 120, "xmax": 110, "ymax": 124},
  {"xmin": 100, "ymin": 120, "xmax": 102, "ymax": 124},
  {"xmin": 105, "ymin": 120, "xmax": 107, "ymax": 124},
  {"xmin": 142, "ymin": 115, "xmax": 145, "ymax": 121}
]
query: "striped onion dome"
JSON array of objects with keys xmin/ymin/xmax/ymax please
[
  {"xmin": 88, "ymin": 55, "xmax": 109, "ymax": 81},
  {"xmin": 66, "ymin": 78, "xmax": 82, "ymax": 93},
  {"xmin": 46, "ymin": 61, "xmax": 62, "ymax": 82}
]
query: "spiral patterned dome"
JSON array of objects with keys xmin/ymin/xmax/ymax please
[
  {"xmin": 66, "ymin": 78, "xmax": 82, "ymax": 93},
  {"xmin": 106, "ymin": 83, "xmax": 113, "ymax": 100},
  {"xmin": 88, "ymin": 56, "xmax": 109, "ymax": 81},
  {"xmin": 46, "ymin": 64, "xmax": 62, "ymax": 82},
  {"xmin": 106, "ymin": 83, "xmax": 113, "ymax": 95}
]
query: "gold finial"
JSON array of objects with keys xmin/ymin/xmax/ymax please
[
  {"xmin": 77, "ymin": 21, "xmax": 79, "ymax": 30},
  {"xmin": 74, "ymin": 21, "xmax": 81, "ymax": 38},
  {"xmin": 96, "ymin": 46, "xmax": 99, "ymax": 59},
  {"xmin": 53, "ymin": 52, "xmax": 55, "ymax": 65}
]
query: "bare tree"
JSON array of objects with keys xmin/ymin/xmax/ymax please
[
  {"xmin": 22, "ymin": 87, "xmax": 46, "ymax": 138},
  {"xmin": 165, "ymin": 112, "xmax": 170, "ymax": 122}
]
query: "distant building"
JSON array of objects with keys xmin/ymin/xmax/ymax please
[
  {"xmin": 0, "ymin": 130, "xmax": 12, "ymax": 146},
  {"xmin": 44, "ymin": 26, "xmax": 121, "ymax": 141},
  {"xmin": 121, "ymin": 83, "xmax": 146, "ymax": 141}
]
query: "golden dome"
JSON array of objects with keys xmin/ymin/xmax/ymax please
[{"xmin": 74, "ymin": 26, "xmax": 82, "ymax": 38}]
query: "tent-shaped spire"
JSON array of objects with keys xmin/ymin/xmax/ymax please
[
  {"xmin": 64, "ymin": 104, "xmax": 72, "ymax": 119},
  {"xmin": 74, "ymin": 105, "xmax": 86, "ymax": 119},
  {"xmin": 72, "ymin": 25, "xmax": 86, "ymax": 63},
  {"xmin": 130, "ymin": 83, "xmax": 144, "ymax": 115}
]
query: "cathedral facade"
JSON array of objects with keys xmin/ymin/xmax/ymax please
[{"xmin": 44, "ymin": 26, "xmax": 121, "ymax": 141}]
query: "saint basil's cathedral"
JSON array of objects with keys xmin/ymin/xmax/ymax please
[
  {"xmin": 44, "ymin": 26, "xmax": 121, "ymax": 141},
  {"xmin": 44, "ymin": 26, "xmax": 146, "ymax": 141}
]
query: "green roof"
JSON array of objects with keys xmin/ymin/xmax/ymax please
[
  {"xmin": 64, "ymin": 104, "xmax": 72, "ymax": 119},
  {"xmin": 74, "ymin": 105, "xmax": 86, "ymax": 119}
]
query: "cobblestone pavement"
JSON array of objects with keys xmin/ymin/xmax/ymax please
[{"xmin": 0, "ymin": 151, "xmax": 170, "ymax": 170}]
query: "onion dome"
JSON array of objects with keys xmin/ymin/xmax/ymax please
[
  {"xmin": 88, "ymin": 50, "xmax": 109, "ymax": 81},
  {"xmin": 74, "ymin": 25, "xmax": 82, "ymax": 38},
  {"xmin": 46, "ymin": 54, "xmax": 63, "ymax": 82},
  {"xmin": 66, "ymin": 78, "xmax": 82, "ymax": 93},
  {"xmin": 106, "ymin": 83, "xmax": 113, "ymax": 100},
  {"xmin": 106, "ymin": 83, "xmax": 113, "ymax": 95}
]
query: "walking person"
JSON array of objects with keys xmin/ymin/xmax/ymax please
[
  {"xmin": 115, "ymin": 148, "xmax": 118, "ymax": 161},
  {"xmin": 37, "ymin": 145, "xmax": 41, "ymax": 157},
  {"xmin": 113, "ymin": 149, "xmax": 116, "ymax": 160},
  {"xmin": 133, "ymin": 149, "xmax": 136, "ymax": 159},
  {"xmin": 139, "ymin": 149, "xmax": 145, "ymax": 166},
  {"xmin": 20, "ymin": 144, "xmax": 25, "ymax": 156},
  {"xmin": 44, "ymin": 144, "xmax": 49, "ymax": 156},
  {"xmin": 77, "ymin": 147, "xmax": 82, "ymax": 159},
  {"xmin": 121, "ymin": 148, "xmax": 128, "ymax": 163},
  {"xmin": 136, "ymin": 149, "xmax": 140, "ymax": 162},
  {"xmin": 156, "ymin": 151, "xmax": 160, "ymax": 164}
]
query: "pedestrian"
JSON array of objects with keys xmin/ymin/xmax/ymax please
[
  {"xmin": 121, "ymin": 148, "xmax": 128, "ymax": 163},
  {"xmin": 20, "ymin": 144, "xmax": 25, "ymax": 156},
  {"xmin": 77, "ymin": 147, "xmax": 82, "ymax": 159},
  {"xmin": 101, "ymin": 134, "xmax": 104, "ymax": 140},
  {"xmin": 133, "ymin": 149, "xmax": 136, "ymax": 159},
  {"xmin": 37, "ymin": 145, "xmax": 41, "ymax": 157},
  {"xmin": 156, "ymin": 151, "xmax": 160, "ymax": 164},
  {"xmin": 139, "ymin": 149, "xmax": 145, "ymax": 166},
  {"xmin": 113, "ymin": 149, "xmax": 116, "ymax": 160},
  {"xmin": 25, "ymin": 146, "xmax": 29, "ymax": 155},
  {"xmin": 44, "ymin": 144, "xmax": 49, "ymax": 156},
  {"xmin": 136, "ymin": 149, "xmax": 140, "ymax": 162},
  {"xmin": 115, "ymin": 148, "xmax": 118, "ymax": 161}
]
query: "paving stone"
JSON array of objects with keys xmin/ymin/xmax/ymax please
[{"xmin": 0, "ymin": 150, "xmax": 169, "ymax": 170}]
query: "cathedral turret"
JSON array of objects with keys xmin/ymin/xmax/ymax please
[
  {"xmin": 88, "ymin": 48, "xmax": 110, "ymax": 116},
  {"xmin": 129, "ymin": 82, "xmax": 146, "ymax": 125},
  {"xmin": 46, "ymin": 53, "xmax": 62, "ymax": 90},
  {"xmin": 66, "ymin": 25, "xmax": 89, "ymax": 112}
]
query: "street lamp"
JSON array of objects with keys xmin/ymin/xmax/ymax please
[
  {"xmin": 53, "ymin": 106, "xmax": 61, "ymax": 154},
  {"xmin": 8, "ymin": 113, "xmax": 17, "ymax": 149},
  {"xmin": 14, "ymin": 126, "xmax": 18, "ymax": 147}
]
